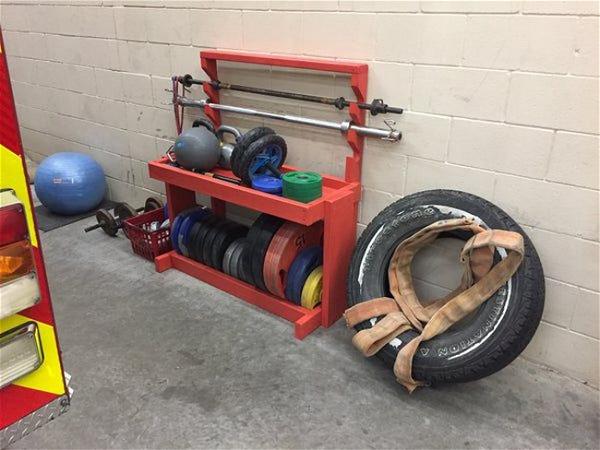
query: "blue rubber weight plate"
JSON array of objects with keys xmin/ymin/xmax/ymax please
[
  {"xmin": 171, "ymin": 207, "xmax": 199, "ymax": 254},
  {"xmin": 285, "ymin": 246, "xmax": 323, "ymax": 304},
  {"xmin": 178, "ymin": 207, "xmax": 210, "ymax": 257}
]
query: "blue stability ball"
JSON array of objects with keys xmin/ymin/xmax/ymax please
[{"xmin": 34, "ymin": 152, "xmax": 106, "ymax": 215}]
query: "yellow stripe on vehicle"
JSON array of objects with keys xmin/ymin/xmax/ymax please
[{"xmin": 1, "ymin": 314, "xmax": 66, "ymax": 396}]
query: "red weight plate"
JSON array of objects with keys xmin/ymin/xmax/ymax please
[{"xmin": 263, "ymin": 221, "xmax": 323, "ymax": 297}]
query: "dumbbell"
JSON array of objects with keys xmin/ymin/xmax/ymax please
[
  {"xmin": 84, "ymin": 197, "xmax": 164, "ymax": 236},
  {"xmin": 84, "ymin": 204, "xmax": 133, "ymax": 237}
]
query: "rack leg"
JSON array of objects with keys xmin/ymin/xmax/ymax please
[
  {"xmin": 166, "ymin": 183, "xmax": 196, "ymax": 219},
  {"xmin": 321, "ymin": 189, "xmax": 358, "ymax": 327},
  {"xmin": 294, "ymin": 307, "xmax": 323, "ymax": 340},
  {"xmin": 155, "ymin": 251, "xmax": 174, "ymax": 273},
  {"xmin": 211, "ymin": 197, "xmax": 226, "ymax": 217}
]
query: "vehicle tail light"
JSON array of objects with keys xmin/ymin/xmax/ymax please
[
  {"xmin": 0, "ymin": 273, "xmax": 40, "ymax": 320},
  {"xmin": 0, "ymin": 204, "xmax": 28, "ymax": 248},
  {"xmin": 0, "ymin": 322, "xmax": 43, "ymax": 388},
  {"xmin": 0, "ymin": 190, "xmax": 28, "ymax": 247},
  {"xmin": 0, "ymin": 240, "xmax": 33, "ymax": 284}
]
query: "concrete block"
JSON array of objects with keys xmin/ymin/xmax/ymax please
[
  {"xmin": 543, "ymin": 279, "xmax": 578, "ymax": 328},
  {"xmin": 412, "ymin": 66, "xmax": 510, "ymax": 121},
  {"xmin": 270, "ymin": 67, "xmax": 336, "ymax": 97},
  {"xmin": 0, "ymin": 5, "xmax": 31, "ymax": 30},
  {"xmin": 130, "ymin": 158, "xmax": 165, "ymax": 193},
  {"xmin": 145, "ymin": 7, "xmax": 191, "ymax": 45},
  {"xmin": 6, "ymin": 57, "xmax": 36, "ymax": 85},
  {"xmin": 169, "ymin": 45, "xmax": 203, "ymax": 77},
  {"xmin": 367, "ymin": 62, "xmax": 411, "ymax": 110},
  {"xmin": 571, "ymin": 289, "xmax": 600, "ymax": 339},
  {"xmin": 522, "ymin": 1, "xmax": 599, "ymax": 15},
  {"xmin": 129, "ymin": 132, "xmax": 159, "ymax": 162},
  {"xmin": 405, "ymin": 157, "xmax": 496, "ymax": 199},
  {"xmin": 150, "ymin": 76, "xmax": 172, "ymax": 110},
  {"xmin": 35, "ymin": 60, "xmax": 97, "ymax": 95},
  {"xmin": 242, "ymin": 11, "xmax": 302, "ymax": 54},
  {"xmin": 11, "ymin": 82, "xmax": 49, "ymax": 110},
  {"xmin": 126, "ymin": 104, "xmax": 176, "ymax": 140},
  {"xmin": 114, "ymin": 7, "xmax": 147, "ymax": 41},
  {"xmin": 94, "ymin": 69, "xmax": 124, "ymax": 101},
  {"xmin": 117, "ymin": 41, "xmax": 172, "ymax": 77},
  {"xmin": 122, "ymin": 72, "xmax": 154, "ymax": 106},
  {"xmin": 448, "ymin": 119, "xmax": 554, "ymax": 178},
  {"xmin": 362, "ymin": 148, "xmax": 407, "ymax": 195},
  {"xmin": 73, "ymin": 6, "xmax": 117, "ymax": 38},
  {"xmin": 546, "ymin": 132, "xmax": 599, "ymax": 190},
  {"xmin": 14, "ymin": 106, "xmax": 54, "ymax": 135},
  {"xmin": 463, "ymin": 15, "xmax": 577, "ymax": 74},
  {"xmin": 339, "ymin": 0, "xmax": 419, "ymax": 12},
  {"xmin": 302, "ymin": 12, "xmax": 376, "ymax": 59},
  {"xmin": 45, "ymin": 35, "xmax": 120, "ymax": 70},
  {"xmin": 507, "ymin": 73, "xmax": 599, "ymax": 134},
  {"xmin": 360, "ymin": 188, "xmax": 399, "ymax": 224},
  {"xmin": 523, "ymin": 322, "xmax": 599, "ymax": 387},
  {"xmin": 85, "ymin": 147, "xmax": 125, "ymax": 180},
  {"xmin": 421, "ymin": 1, "xmax": 519, "ymax": 12},
  {"xmin": 3, "ymin": 31, "xmax": 48, "ymax": 60},
  {"xmin": 376, "ymin": 14, "xmax": 466, "ymax": 65},
  {"xmin": 495, "ymin": 174, "xmax": 599, "ymax": 240},
  {"xmin": 523, "ymin": 226, "xmax": 599, "ymax": 292},
  {"xmin": 572, "ymin": 17, "xmax": 599, "ymax": 76},
  {"xmin": 190, "ymin": 9, "xmax": 243, "ymax": 48},
  {"xmin": 369, "ymin": 112, "xmax": 450, "ymax": 162}
]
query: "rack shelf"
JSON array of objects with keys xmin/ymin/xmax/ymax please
[{"xmin": 150, "ymin": 50, "xmax": 367, "ymax": 339}]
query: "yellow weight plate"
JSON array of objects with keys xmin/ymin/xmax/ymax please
[{"xmin": 301, "ymin": 266, "xmax": 323, "ymax": 310}]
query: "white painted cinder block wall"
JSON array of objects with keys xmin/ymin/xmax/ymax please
[{"xmin": 1, "ymin": 0, "xmax": 598, "ymax": 386}]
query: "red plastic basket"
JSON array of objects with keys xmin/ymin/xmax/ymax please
[{"xmin": 122, "ymin": 208, "xmax": 171, "ymax": 261}]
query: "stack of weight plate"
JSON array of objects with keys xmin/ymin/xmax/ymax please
[
  {"xmin": 171, "ymin": 207, "xmax": 249, "ymax": 273},
  {"xmin": 282, "ymin": 171, "xmax": 323, "ymax": 203},
  {"xmin": 243, "ymin": 213, "xmax": 324, "ymax": 310}
]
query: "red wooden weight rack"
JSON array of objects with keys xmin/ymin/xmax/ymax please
[{"xmin": 149, "ymin": 50, "xmax": 367, "ymax": 339}]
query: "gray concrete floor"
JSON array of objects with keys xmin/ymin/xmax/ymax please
[{"xmin": 13, "ymin": 216, "xmax": 600, "ymax": 449}]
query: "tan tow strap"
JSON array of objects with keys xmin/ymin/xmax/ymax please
[{"xmin": 344, "ymin": 218, "xmax": 524, "ymax": 392}]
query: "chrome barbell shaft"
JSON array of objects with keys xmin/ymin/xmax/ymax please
[{"xmin": 176, "ymin": 97, "xmax": 401, "ymax": 142}]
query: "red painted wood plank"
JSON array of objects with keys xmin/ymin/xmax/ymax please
[
  {"xmin": 201, "ymin": 50, "xmax": 368, "ymax": 74},
  {"xmin": 170, "ymin": 252, "xmax": 314, "ymax": 324}
]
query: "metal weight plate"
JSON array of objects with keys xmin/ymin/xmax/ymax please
[
  {"xmin": 210, "ymin": 223, "xmax": 249, "ymax": 269},
  {"xmin": 237, "ymin": 242, "xmax": 253, "ymax": 284},
  {"xmin": 114, "ymin": 202, "xmax": 137, "ymax": 221},
  {"xmin": 202, "ymin": 218, "xmax": 228, "ymax": 267},
  {"xmin": 285, "ymin": 246, "xmax": 323, "ymax": 304},
  {"xmin": 244, "ymin": 214, "xmax": 285, "ymax": 291},
  {"xmin": 229, "ymin": 239, "xmax": 246, "ymax": 280},
  {"xmin": 144, "ymin": 196, "xmax": 164, "ymax": 212},
  {"xmin": 222, "ymin": 238, "xmax": 244, "ymax": 276},
  {"xmin": 191, "ymin": 215, "xmax": 219, "ymax": 264},
  {"xmin": 96, "ymin": 209, "xmax": 119, "ymax": 237},
  {"xmin": 178, "ymin": 208, "xmax": 210, "ymax": 257},
  {"xmin": 263, "ymin": 221, "xmax": 324, "ymax": 297},
  {"xmin": 300, "ymin": 266, "xmax": 323, "ymax": 310}
]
